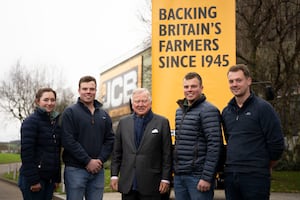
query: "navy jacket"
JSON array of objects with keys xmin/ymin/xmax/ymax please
[
  {"xmin": 174, "ymin": 94, "xmax": 222, "ymax": 183},
  {"xmin": 61, "ymin": 98, "xmax": 114, "ymax": 168},
  {"xmin": 222, "ymin": 93, "xmax": 284, "ymax": 175},
  {"xmin": 20, "ymin": 108, "xmax": 61, "ymax": 186}
]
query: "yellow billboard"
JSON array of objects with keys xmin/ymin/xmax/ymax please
[{"xmin": 152, "ymin": 0, "xmax": 236, "ymax": 129}]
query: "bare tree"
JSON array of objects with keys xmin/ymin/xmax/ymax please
[
  {"xmin": 236, "ymin": 0, "xmax": 300, "ymax": 169},
  {"xmin": 55, "ymin": 87, "xmax": 75, "ymax": 113},
  {"xmin": 136, "ymin": 0, "xmax": 152, "ymax": 47},
  {"xmin": 0, "ymin": 61, "xmax": 75, "ymax": 123}
]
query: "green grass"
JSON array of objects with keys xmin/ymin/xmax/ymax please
[
  {"xmin": 0, "ymin": 153, "xmax": 114, "ymax": 192},
  {"xmin": 1, "ymin": 153, "xmax": 299, "ymax": 193},
  {"xmin": 2, "ymin": 167, "xmax": 114, "ymax": 193},
  {"xmin": 105, "ymin": 169, "xmax": 300, "ymax": 193},
  {"xmin": 104, "ymin": 168, "xmax": 114, "ymax": 192},
  {"xmin": 0, "ymin": 153, "xmax": 21, "ymax": 164},
  {"xmin": 271, "ymin": 171, "xmax": 300, "ymax": 193}
]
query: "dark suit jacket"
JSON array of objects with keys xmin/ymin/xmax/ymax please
[{"xmin": 111, "ymin": 113, "xmax": 172, "ymax": 195}]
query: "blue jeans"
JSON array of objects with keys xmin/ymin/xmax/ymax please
[
  {"xmin": 18, "ymin": 174, "xmax": 55, "ymax": 200},
  {"xmin": 174, "ymin": 174, "xmax": 214, "ymax": 200},
  {"xmin": 224, "ymin": 172, "xmax": 270, "ymax": 200},
  {"xmin": 64, "ymin": 166, "xmax": 104, "ymax": 200}
]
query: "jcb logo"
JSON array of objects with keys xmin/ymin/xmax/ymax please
[{"xmin": 101, "ymin": 67, "xmax": 138, "ymax": 110}]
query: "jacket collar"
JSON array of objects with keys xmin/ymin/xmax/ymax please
[
  {"xmin": 36, "ymin": 107, "xmax": 59, "ymax": 120},
  {"xmin": 229, "ymin": 91, "xmax": 255, "ymax": 109},
  {"xmin": 77, "ymin": 97, "xmax": 103, "ymax": 109},
  {"xmin": 176, "ymin": 94, "xmax": 206, "ymax": 110}
]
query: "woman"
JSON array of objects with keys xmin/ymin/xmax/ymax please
[{"xmin": 18, "ymin": 88, "xmax": 62, "ymax": 200}]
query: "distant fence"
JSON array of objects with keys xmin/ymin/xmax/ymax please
[{"xmin": 0, "ymin": 162, "xmax": 21, "ymax": 182}]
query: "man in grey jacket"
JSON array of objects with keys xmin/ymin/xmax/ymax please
[
  {"xmin": 110, "ymin": 88, "xmax": 172, "ymax": 200},
  {"xmin": 173, "ymin": 72, "xmax": 222, "ymax": 200}
]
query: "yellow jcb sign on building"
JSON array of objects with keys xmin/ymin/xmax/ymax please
[{"xmin": 152, "ymin": 0, "xmax": 236, "ymax": 129}]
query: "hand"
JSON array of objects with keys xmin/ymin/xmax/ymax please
[
  {"xmin": 110, "ymin": 178, "xmax": 119, "ymax": 191},
  {"xmin": 270, "ymin": 160, "xmax": 278, "ymax": 168},
  {"xmin": 54, "ymin": 183, "xmax": 60, "ymax": 191},
  {"xmin": 86, "ymin": 159, "xmax": 102, "ymax": 174},
  {"xmin": 270, "ymin": 160, "xmax": 278, "ymax": 174},
  {"xmin": 159, "ymin": 181, "xmax": 170, "ymax": 194},
  {"xmin": 30, "ymin": 183, "xmax": 42, "ymax": 192},
  {"xmin": 197, "ymin": 179, "xmax": 211, "ymax": 192}
]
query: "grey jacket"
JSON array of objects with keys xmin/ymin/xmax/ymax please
[{"xmin": 111, "ymin": 112, "xmax": 172, "ymax": 195}]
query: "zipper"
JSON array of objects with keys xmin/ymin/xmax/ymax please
[{"xmin": 235, "ymin": 107, "xmax": 239, "ymax": 120}]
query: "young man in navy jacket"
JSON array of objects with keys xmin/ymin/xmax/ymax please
[
  {"xmin": 61, "ymin": 76, "xmax": 114, "ymax": 200},
  {"xmin": 222, "ymin": 64, "xmax": 284, "ymax": 200}
]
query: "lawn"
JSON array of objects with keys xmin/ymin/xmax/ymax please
[
  {"xmin": 1, "ymin": 153, "xmax": 299, "ymax": 193},
  {"xmin": 0, "ymin": 153, "xmax": 20, "ymax": 164},
  {"xmin": 271, "ymin": 171, "xmax": 300, "ymax": 193}
]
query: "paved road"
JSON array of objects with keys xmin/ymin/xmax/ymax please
[
  {"xmin": 54, "ymin": 189, "xmax": 300, "ymax": 200},
  {"xmin": 1, "ymin": 163, "xmax": 300, "ymax": 200},
  {"xmin": 1, "ymin": 177, "xmax": 300, "ymax": 200},
  {"xmin": 0, "ymin": 163, "xmax": 22, "ymax": 200},
  {"xmin": 54, "ymin": 190, "xmax": 226, "ymax": 200},
  {"xmin": 0, "ymin": 178, "xmax": 23, "ymax": 199}
]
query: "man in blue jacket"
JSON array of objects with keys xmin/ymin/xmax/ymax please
[
  {"xmin": 173, "ymin": 72, "xmax": 222, "ymax": 200},
  {"xmin": 222, "ymin": 64, "xmax": 284, "ymax": 200},
  {"xmin": 61, "ymin": 75, "xmax": 114, "ymax": 200}
]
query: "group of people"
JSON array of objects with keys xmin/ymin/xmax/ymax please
[{"xmin": 18, "ymin": 64, "xmax": 284, "ymax": 200}]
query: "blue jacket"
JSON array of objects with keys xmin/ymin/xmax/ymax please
[
  {"xmin": 61, "ymin": 98, "xmax": 114, "ymax": 168},
  {"xmin": 174, "ymin": 94, "xmax": 222, "ymax": 183},
  {"xmin": 20, "ymin": 108, "xmax": 61, "ymax": 186},
  {"xmin": 222, "ymin": 93, "xmax": 284, "ymax": 175}
]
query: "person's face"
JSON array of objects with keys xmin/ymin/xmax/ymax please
[
  {"xmin": 36, "ymin": 92, "xmax": 56, "ymax": 113},
  {"xmin": 131, "ymin": 92, "xmax": 151, "ymax": 117},
  {"xmin": 78, "ymin": 81, "xmax": 96, "ymax": 104},
  {"xmin": 227, "ymin": 70, "xmax": 252, "ymax": 98},
  {"xmin": 183, "ymin": 77, "xmax": 203, "ymax": 105}
]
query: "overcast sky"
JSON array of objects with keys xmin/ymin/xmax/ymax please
[{"xmin": 0, "ymin": 0, "xmax": 150, "ymax": 142}]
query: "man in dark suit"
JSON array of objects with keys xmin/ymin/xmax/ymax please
[{"xmin": 110, "ymin": 88, "xmax": 172, "ymax": 200}]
